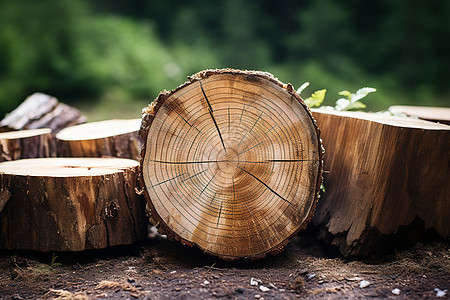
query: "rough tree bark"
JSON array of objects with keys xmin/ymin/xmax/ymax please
[
  {"xmin": 0, "ymin": 158, "xmax": 147, "ymax": 251},
  {"xmin": 0, "ymin": 128, "xmax": 54, "ymax": 162},
  {"xmin": 311, "ymin": 109, "xmax": 450, "ymax": 257},
  {"xmin": 0, "ymin": 92, "xmax": 85, "ymax": 133},
  {"xmin": 56, "ymin": 119, "xmax": 142, "ymax": 161},
  {"xmin": 139, "ymin": 69, "xmax": 323, "ymax": 259}
]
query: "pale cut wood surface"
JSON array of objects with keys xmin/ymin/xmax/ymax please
[
  {"xmin": 311, "ymin": 109, "xmax": 450, "ymax": 257},
  {"xmin": 140, "ymin": 69, "xmax": 323, "ymax": 259},
  {"xmin": 56, "ymin": 119, "xmax": 142, "ymax": 161},
  {"xmin": 0, "ymin": 157, "xmax": 147, "ymax": 251},
  {"xmin": 0, "ymin": 128, "xmax": 54, "ymax": 162},
  {"xmin": 389, "ymin": 105, "xmax": 450, "ymax": 125}
]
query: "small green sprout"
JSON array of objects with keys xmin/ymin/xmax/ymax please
[{"xmin": 298, "ymin": 82, "xmax": 376, "ymax": 111}]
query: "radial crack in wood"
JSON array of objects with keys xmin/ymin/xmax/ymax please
[{"xmin": 139, "ymin": 69, "xmax": 323, "ymax": 259}]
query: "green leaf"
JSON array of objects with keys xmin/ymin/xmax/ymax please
[
  {"xmin": 305, "ymin": 89, "xmax": 326, "ymax": 108},
  {"xmin": 338, "ymin": 90, "xmax": 352, "ymax": 99},
  {"xmin": 335, "ymin": 98, "xmax": 350, "ymax": 110},
  {"xmin": 356, "ymin": 87, "xmax": 377, "ymax": 96},
  {"xmin": 342, "ymin": 101, "xmax": 367, "ymax": 111}
]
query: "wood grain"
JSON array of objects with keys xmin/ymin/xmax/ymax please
[
  {"xmin": 139, "ymin": 69, "xmax": 323, "ymax": 259},
  {"xmin": 311, "ymin": 109, "xmax": 450, "ymax": 257},
  {"xmin": 0, "ymin": 158, "xmax": 147, "ymax": 251}
]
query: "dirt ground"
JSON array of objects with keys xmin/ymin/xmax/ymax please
[{"xmin": 0, "ymin": 230, "xmax": 448, "ymax": 300}]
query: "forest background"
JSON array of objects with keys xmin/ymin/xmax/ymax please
[{"xmin": 0, "ymin": 0, "xmax": 449, "ymax": 119}]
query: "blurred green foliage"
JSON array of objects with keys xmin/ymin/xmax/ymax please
[{"xmin": 0, "ymin": 0, "xmax": 449, "ymax": 119}]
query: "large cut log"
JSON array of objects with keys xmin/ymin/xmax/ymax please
[
  {"xmin": 0, "ymin": 92, "xmax": 85, "ymax": 133},
  {"xmin": 0, "ymin": 157, "xmax": 147, "ymax": 251},
  {"xmin": 389, "ymin": 105, "xmax": 450, "ymax": 125},
  {"xmin": 0, "ymin": 128, "xmax": 54, "ymax": 162},
  {"xmin": 56, "ymin": 119, "xmax": 142, "ymax": 161},
  {"xmin": 311, "ymin": 109, "xmax": 450, "ymax": 257},
  {"xmin": 139, "ymin": 69, "xmax": 323, "ymax": 259}
]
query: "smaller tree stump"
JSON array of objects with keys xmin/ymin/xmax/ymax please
[
  {"xmin": 311, "ymin": 109, "xmax": 450, "ymax": 257},
  {"xmin": 56, "ymin": 119, "xmax": 142, "ymax": 161},
  {"xmin": 0, "ymin": 92, "xmax": 85, "ymax": 133},
  {"xmin": 0, "ymin": 128, "xmax": 54, "ymax": 162},
  {"xmin": 0, "ymin": 157, "xmax": 147, "ymax": 251}
]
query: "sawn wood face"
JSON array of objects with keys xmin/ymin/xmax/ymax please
[{"xmin": 140, "ymin": 69, "xmax": 323, "ymax": 259}]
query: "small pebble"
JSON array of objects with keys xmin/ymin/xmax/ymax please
[
  {"xmin": 213, "ymin": 275, "xmax": 220, "ymax": 279},
  {"xmin": 435, "ymin": 288, "xmax": 447, "ymax": 298},
  {"xmin": 391, "ymin": 288, "xmax": 400, "ymax": 295},
  {"xmin": 203, "ymin": 280, "xmax": 210, "ymax": 285},
  {"xmin": 346, "ymin": 276, "xmax": 362, "ymax": 281},
  {"xmin": 307, "ymin": 273, "xmax": 316, "ymax": 280},
  {"xmin": 254, "ymin": 295, "xmax": 261, "ymax": 299},
  {"xmin": 359, "ymin": 280, "xmax": 370, "ymax": 288},
  {"xmin": 259, "ymin": 285, "xmax": 270, "ymax": 292},
  {"xmin": 250, "ymin": 277, "xmax": 261, "ymax": 286}
]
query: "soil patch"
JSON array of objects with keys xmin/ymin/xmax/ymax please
[{"xmin": 0, "ymin": 232, "xmax": 448, "ymax": 299}]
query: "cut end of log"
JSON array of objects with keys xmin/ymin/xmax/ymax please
[
  {"xmin": 0, "ymin": 128, "xmax": 52, "ymax": 139},
  {"xmin": 312, "ymin": 109, "xmax": 450, "ymax": 130},
  {"xmin": 56, "ymin": 119, "xmax": 141, "ymax": 141},
  {"xmin": 388, "ymin": 105, "xmax": 450, "ymax": 125},
  {"xmin": 139, "ymin": 69, "xmax": 323, "ymax": 259},
  {"xmin": 0, "ymin": 157, "xmax": 138, "ymax": 177}
]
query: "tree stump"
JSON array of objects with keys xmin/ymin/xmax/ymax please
[
  {"xmin": 0, "ymin": 157, "xmax": 147, "ymax": 251},
  {"xmin": 0, "ymin": 92, "xmax": 85, "ymax": 133},
  {"xmin": 139, "ymin": 69, "xmax": 323, "ymax": 259},
  {"xmin": 0, "ymin": 128, "xmax": 54, "ymax": 162},
  {"xmin": 56, "ymin": 119, "xmax": 142, "ymax": 161},
  {"xmin": 311, "ymin": 110, "xmax": 450, "ymax": 257}
]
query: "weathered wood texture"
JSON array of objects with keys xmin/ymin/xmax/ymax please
[
  {"xmin": 56, "ymin": 119, "xmax": 142, "ymax": 161},
  {"xmin": 389, "ymin": 105, "xmax": 450, "ymax": 125},
  {"xmin": 0, "ymin": 128, "xmax": 54, "ymax": 162},
  {"xmin": 0, "ymin": 92, "xmax": 85, "ymax": 133},
  {"xmin": 311, "ymin": 110, "xmax": 450, "ymax": 257},
  {"xmin": 0, "ymin": 158, "xmax": 147, "ymax": 251},
  {"xmin": 139, "ymin": 69, "xmax": 323, "ymax": 259}
]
